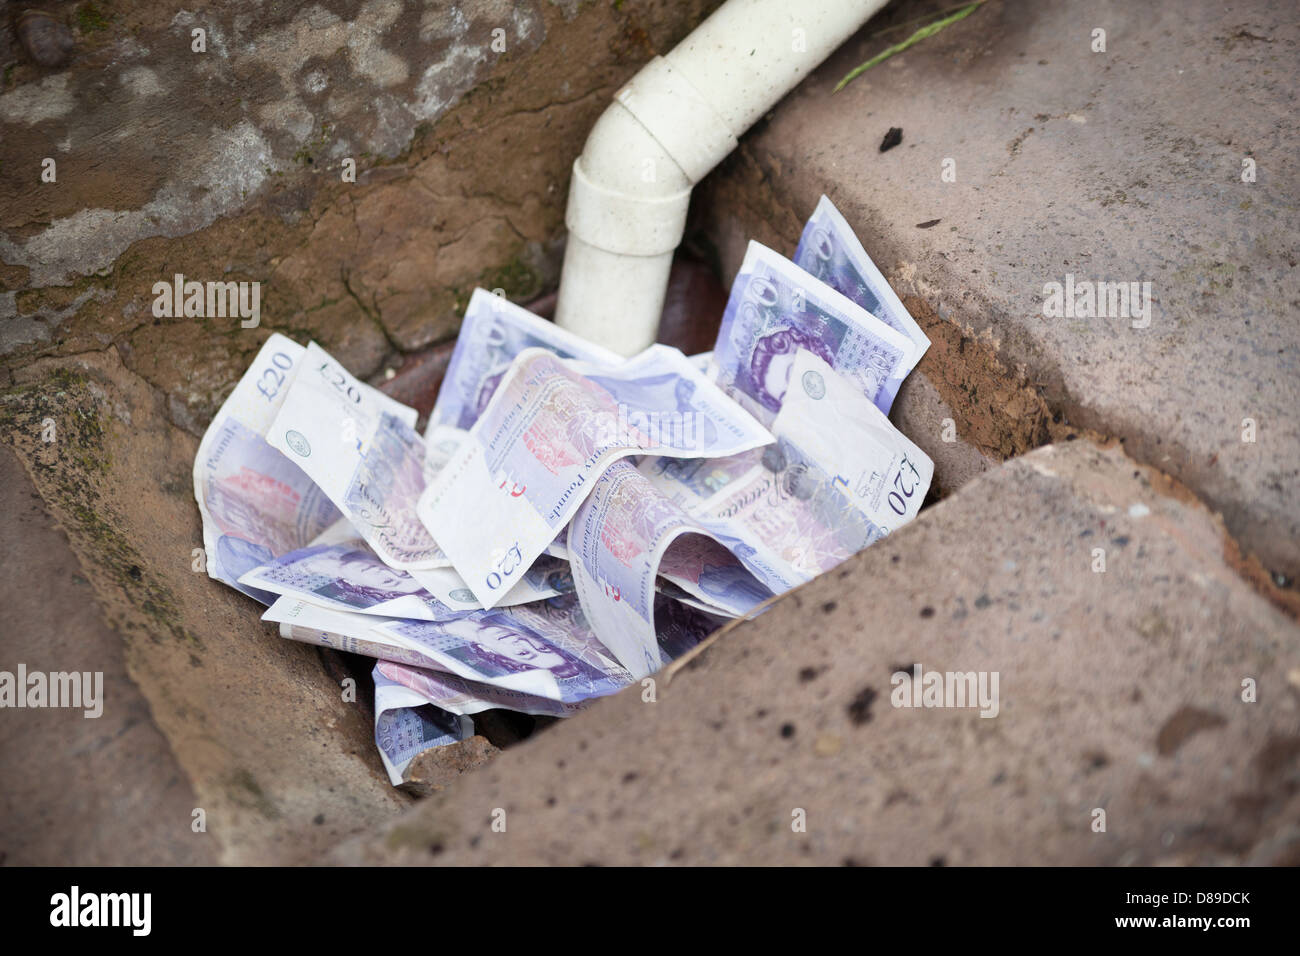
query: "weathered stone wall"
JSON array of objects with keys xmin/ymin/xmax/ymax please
[{"xmin": 1, "ymin": 0, "xmax": 720, "ymax": 432}]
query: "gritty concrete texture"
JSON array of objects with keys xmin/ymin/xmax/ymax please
[
  {"xmin": 890, "ymin": 360, "xmax": 996, "ymax": 499},
  {"xmin": 695, "ymin": 0, "xmax": 1300, "ymax": 582},
  {"xmin": 335, "ymin": 440, "xmax": 1300, "ymax": 866},
  {"xmin": 399, "ymin": 735, "xmax": 500, "ymax": 798},
  {"xmin": 0, "ymin": 347, "xmax": 412, "ymax": 864},
  {"xmin": 0, "ymin": 443, "xmax": 216, "ymax": 865}
]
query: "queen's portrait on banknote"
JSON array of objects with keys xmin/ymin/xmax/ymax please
[
  {"xmin": 313, "ymin": 549, "xmax": 430, "ymax": 607},
  {"xmin": 745, "ymin": 321, "xmax": 836, "ymax": 414},
  {"xmin": 241, "ymin": 543, "xmax": 433, "ymax": 613},
  {"xmin": 439, "ymin": 614, "xmax": 583, "ymax": 680},
  {"xmin": 379, "ymin": 604, "xmax": 631, "ymax": 703}
]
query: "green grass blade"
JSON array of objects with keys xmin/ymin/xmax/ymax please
[{"xmin": 834, "ymin": 1, "xmax": 983, "ymax": 93}]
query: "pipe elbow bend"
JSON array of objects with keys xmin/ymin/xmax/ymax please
[
  {"xmin": 555, "ymin": 56, "xmax": 740, "ymax": 352},
  {"xmin": 565, "ymin": 56, "xmax": 737, "ymax": 260},
  {"xmin": 554, "ymin": 0, "xmax": 889, "ymax": 353}
]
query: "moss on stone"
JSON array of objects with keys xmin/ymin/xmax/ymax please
[
  {"xmin": 226, "ymin": 768, "xmax": 281, "ymax": 820},
  {"xmin": 76, "ymin": 3, "xmax": 111, "ymax": 33},
  {"xmin": 477, "ymin": 252, "xmax": 544, "ymax": 303},
  {"xmin": 0, "ymin": 372, "xmax": 202, "ymax": 650}
]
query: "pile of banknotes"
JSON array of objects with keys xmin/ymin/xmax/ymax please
[{"xmin": 193, "ymin": 195, "xmax": 935, "ymax": 784}]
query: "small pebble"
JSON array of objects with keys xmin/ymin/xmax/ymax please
[{"xmin": 813, "ymin": 733, "xmax": 842, "ymax": 757}]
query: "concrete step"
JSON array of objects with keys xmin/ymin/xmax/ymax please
[
  {"xmin": 0, "ymin": 444, "xmax": 215, "ymax": 865},
  {"xmin": 335, "ymin": 439, "xmax": 1299, "ymax": 865},
  {"xmin": 0, "ymin": 349, "xmax": 412, "ymax": 864},
  {"xmin": 694, "ymin": 0, "xmax": 1300, "ymax": 584}
]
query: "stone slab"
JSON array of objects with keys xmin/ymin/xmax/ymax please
[
  {"xmin": 696, "ymin": 0, "xmax": 1300, "ymax": 581},
  {"xmin": 0, "ymin": 444, "xmax": 215, "ymax": 865},
  {"xmin": 1, "ymin": 347, "xmax": 412, "ymax": 863},
  {"xmin": 335, "ymin": 440, "xmax": 1300, "ymax": 866}
]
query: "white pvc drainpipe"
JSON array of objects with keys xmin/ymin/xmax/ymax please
[{"xmin": 554, "ymin": 0, "xmax": 892, "ymax": 355}]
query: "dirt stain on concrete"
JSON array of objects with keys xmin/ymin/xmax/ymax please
[{"xmin": 1156, "ymin": 706, "xmax": 1227, "ymax": 756}]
